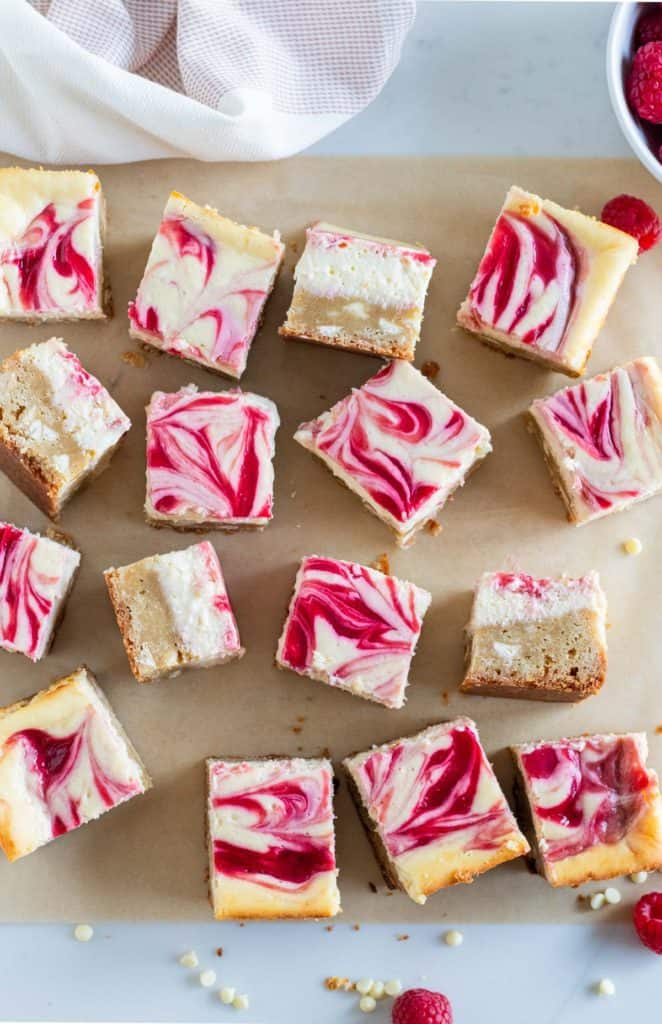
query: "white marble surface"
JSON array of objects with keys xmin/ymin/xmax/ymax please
[{"xmin": 1, "ymin": 4, "xmax": 655, "ymax": 1023}]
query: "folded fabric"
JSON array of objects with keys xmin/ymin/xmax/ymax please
[{"xmin": 0, "ymin": 0, "xmax": 415, "ymax": 163}]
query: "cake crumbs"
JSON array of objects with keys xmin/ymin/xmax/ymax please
[
  {"xmin": 325, "ymin": 976, "xmax": 355, "ymax": 992},
  {"xmin": 121, "ymin": 350, "xmax": 147, "ymax": 368},
  {"xmin": 441, "ymin": 691, "xmax": 449, "ymax": 704},
  {"xmin": 369, "ymin": 882, "xmax": 378, "ymax": 893},
  {"xmin": 396, "ymin": 933, "xmax": 409, "ymax": 942},
  {"xmin": 426, "ymin": 519, "xmax": 443, "ymax": 536},
  {"xmin": 352, "ymin": 924, "xmax": 361, "ymax": 931},
  {"xmin": 421, "ymin": 360, "xmax": 440, "ymax": 380},
  {"xmin": 296, "ymin": 715, "xmax": 306, "ymax": 723},
  {"xmin": 292, "ymin": 725, "xmax": 303, "ymax": 734},
  {"xmin": 370, "ymin": 553, "xmax": 391, "ymax": 575},
  {"xmin": 656, "ymin": 725, "xmax": 662, "ymax": 735},
  {"xmin": 325, "ymin": 925, "xmax": 335, "ymax": 932},
  {"xmin": 215, "ymin": 947, "xmax": 224, "ymax": 957}
]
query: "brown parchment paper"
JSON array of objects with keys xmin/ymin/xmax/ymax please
[{"xmin": 0, "ymin": 156, "xmax": 661, "ymax": 925}]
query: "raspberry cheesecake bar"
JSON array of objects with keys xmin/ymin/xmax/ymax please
[
  {"xmin": 104, "ymin": 541, "xmax": 243, "ymax": 683},
  {"xmin": 457, "ymin": 186, "xmax": 637, "ymax": 376},
  {"xmin": 461, "ymin": 571, "xmax": 607, "ymax": 701},
  {"xmin": 0, "ymin": 522, "xmax": 80, "ymax": 661},
  {"xmin": 280, "ymin": 221, "xmax": 436, "ymax": 360},
  {"xmin": 344, "ymin": 718, "xmax": 529, "ymax": 903},
  {"xmin": 276, "ymin": 556, "xmax": 430, "ymax": 709},
  {"xmin": 145, "ymin": 385, "xmax": 279, "ymax": 530},
  {"xmin": 529, "ymin": 357, "xmax": 662, "ymax": 524},
  {"xmin": 207, "ymin": 756, "xmax": 340, "ymax": 919},
  {"xmin": 512, "ymin": 732, "xmax": 662, "ymax": 886},
  {"xmin": 0, "ymin": 666, "xmax": 151, "ymax": 861},
  {"xmin": 294, "ymin": 361, "xmax": 491, "ymax": 546},
  {"xmin": 0, "ymin": 167, "xmax": 107, "ymax": 321},
  {"xmin": 129, "ymin": 192, "xmax": 284, "ymax": 379},
  {"xmin": 0, "ymin": 338, "xmax": 131, "ymax": 519}
]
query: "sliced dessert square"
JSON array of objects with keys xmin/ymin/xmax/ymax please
[
  {"xmin": 511, "ymin": 732, "xmax": 662, "ymax": 886},
  {"xmin": 344, "ymin": 718, "xmax": 529, "ymax": 903},
  {"xmin": 457, "ymin": 186, "xmax": 637, "ymax": 376},
  {"xmin": 104, "ymin": 541, "xmax": 243, "ymax": 683},
  {"xmin": 145, "ymin": 384, "xmax": 279, "ymax": 530},
  {"xmin": 0, "ymin": 167, "xmax": 108, "ymax": 321},
  {"xmin": 0, "ymin": 665, "xmax": 151, "ymax": 861},
  {"xmin": 279, "ymin": 221, "xmax": 436, "ymax": 360},
  {"xmin": 207, "ymin": 756, "xmax": 340, "ymax": 919},
  {"xmin": 0, "ymin": 522, "xmax": 80, "ymax": 661},
  {"xmin": 461, "ymin": 571, "xmax": 607, "ymax": 701},
  {"xmin": 529, "ymin": 357, "xmax": 662, "ymax": 524},
  {"xmin": 276, "ymin": 555, "xmax": 431, "ymax": 708},
  {"xmin": 0, "ymin": 338, "xmax": 131, "ymax": 519},
  {"xmin": 129, "ymin": 191, "xmax": 284, "ymax": 380},
  {"xmin": 294, "ymin": 360, "xmax": 491, "ymax": 546}
]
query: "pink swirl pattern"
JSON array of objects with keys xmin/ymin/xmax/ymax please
[
  {"xmin": 520, "ymin": 736, "xmax": 653, "ymax": 862},
  {"xmin": 7, "ymin": 713, "xmax": 141, "ymax": 839},
  {"xmin": 278, "ymin": 556, "xmax": 429, "ymax": 708},
  {"xmin": 146, "ymin": 388, "xmax": 278, "ymax": 524},
  {"xmin": 295, "ymin": 360, "xmax": 490, "ymax": 531},
  {"xmin": 0, "ymin": 199, "xmax": 98, "ymax": 313},
  {"xmin": 468, "ymin": 208, "xmax": 578, "ymax": 353},
  {"xmin": 532, "ymin": 361, "xmax": 662, "ymax": 515},
  {"xmin": 129, "ymin": 210, "xmax": 282, "ymax": 378},
  {"xmin": 0, "ymin": 524, "xmax": 75, "ymax": 661},
  {"xmin": 209, "ymin": 760, "xmax": 336, "ymax": 891},
  {"xmin": 353, "ymin": 721, "xmax": 519, "ymax": 859}
]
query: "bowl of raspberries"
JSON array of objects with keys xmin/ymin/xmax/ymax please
[{"xmin": 608, "ymin": 3, "xmax": 662, "ymax": 181}]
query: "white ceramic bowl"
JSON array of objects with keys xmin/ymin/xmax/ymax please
[{"xmin": 607, "ymin": 2, "xmax": 662, "ymax": 182}]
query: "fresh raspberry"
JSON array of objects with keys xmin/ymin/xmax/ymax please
[
  {"xmin": 600, "ymin": 194, "xmax": 662, "ymax": 253},
  {"xmin": 633, "ymin": 892, "xmax": 662, "ymax": 954},
  {"xmin": 392, "ymin": 987, "xmax": 453, "ymax": 1024},
  {"xmin": 627, "ymin": 42, "xmax": 662, "ymax": 123},
  {"xmin": 636, "ymin": 10, "xmax": 662, "ymax": 48}
]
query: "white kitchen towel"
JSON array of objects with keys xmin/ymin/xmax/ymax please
[{"xmin": 0, "ymin": 0, "xmax": 415, "ymax": 164}]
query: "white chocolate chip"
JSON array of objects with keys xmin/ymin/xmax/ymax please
[
  {"xmin": 623, "ymin": 537, "xmax": 642, "ymax": 555},
  {"xmin": 369, "ymin": 981, "xmax": 385, "ymax": 999},
  {"xmin": 630, "ymin": 871, "xmax": 649, "ymax": 884},
  {"xmin": 604, "ymin": 887, "xmax": 621, "ymax": 905},
  {"xmin": 590, "ymin": 893, "xmax": 606, "ymax": 910},
  {"xmin": 74, "ymin": 924, "xmax": 94, "ymax": 942},
  {"xmin": 359, "ymin": 995, "xmax": 377, "ymax": 1013},
  {"xmin": 220, "ymin": 987, "xmax": 236, "ymax": 1004},
  {"xmin": 384, "ymin": 979, "xmax": 403, "ymax": 997},
  {"xmin": 199, "ymin": 969, "xmax": 216, "ymax": 988},
  {"xmin": 596, "ymin": 978, "xmax": 615, "ymax": 997},
  {"xmin": 445, "ymin": 929, "xmax": 464, "ymax": 946},
  {"xmin": 356, "ymin": 978, "xmax": 374, "ymax": 995},
  {"xmin": 233, "ymin": 994, "xmax": 249, "ymax": 1010},
  {"xmin": 178, "ymin": 950, "xmax": 199, "ymax": 968}
]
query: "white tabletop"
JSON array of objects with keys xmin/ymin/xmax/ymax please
[{"xmin": 2, "ymin": 4, "xmax": 652, "ymax": 1023}]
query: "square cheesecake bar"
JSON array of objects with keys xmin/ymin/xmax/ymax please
[
  {"xmin": 276, "ymin": 555, "xmax": 431, "ymax": 709},
  {"xmin": 529, "ymin": 357, "xmax": 662, "ymax": 524},
  {"xmin": 457, "ymin": 186, "xmax": 638, "ymax": 376},
  {"xmin": 0, "ymin": 666, "xmax": 151, "ymax": 861},
  {"xmin": 207, "ymin": 756, "xmax": 340, "ymax": 919},
  {"xmin": 0, "ymin": 338, "xmax": 131, "ymax": 519},
  {"xmin": 104, "ymin": 541, "xmax": 243, "ymax": 683},
  {"xmin": 511, "ymin": 732, "xmax": 662, "ymax": 886},
  {"xmin": 0, "ymin": 167, "xmax": 107, "ymax": 321},
  {"xmin": 461, "ymin": 571, "xmax": 607, "ymax": 701},
  {"xmin": 145, "ymin": 385, "xmax": 279, "ymax": 530},
  {"xmin": 344, "ymin": 718, "xmax": 529, "ymax": 903},
  {"xmin": 129, "ymin": 191, "xmax": 284, "ymax": 380},
  {"xmin": 0, "ymin": 522, "xmax": 80, "ymax": 661},
  {"xmin": 280, "ymin": 221, "xmax": 436, "ymax": 360},
  {"xmin": 294, "ymin": 360, "xmax": 491, "ymax": 546}
]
